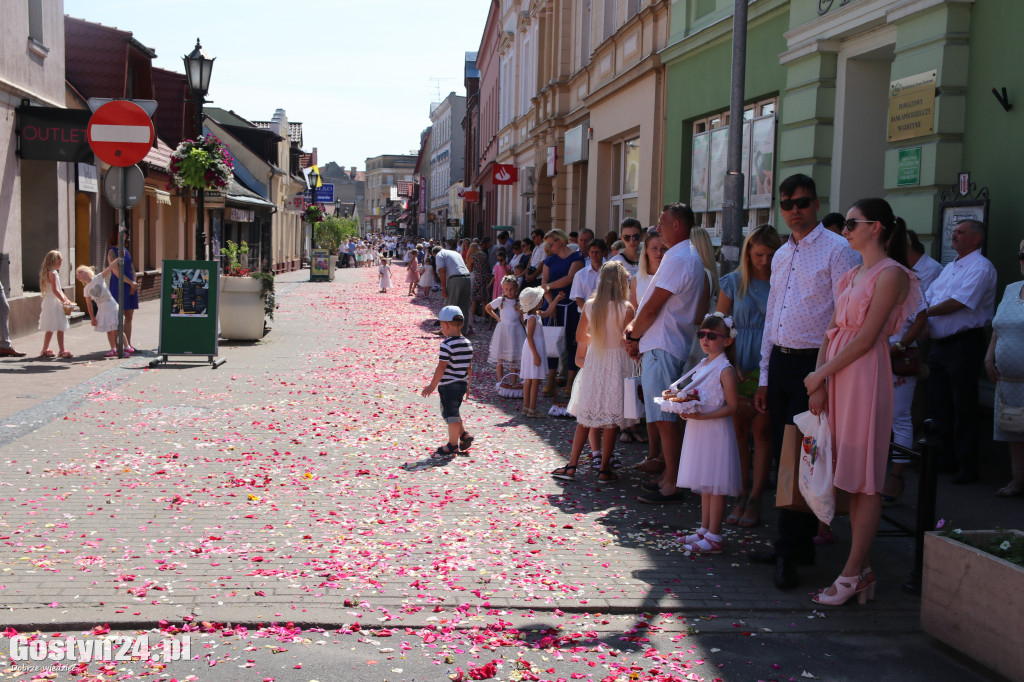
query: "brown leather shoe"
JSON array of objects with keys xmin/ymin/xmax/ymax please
[{"xmin": 0, "ymin": 347, "xmax": 26, "ymax": 357}]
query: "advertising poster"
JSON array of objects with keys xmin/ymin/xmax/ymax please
[
  {"xmin": 709, "ymin": 128, "xmax": 729, "ymax": 211},
  {"xmin": 749, "ymin": 116, "xmax": 775, "ymax": 208},
  {"xmin": 690, "ymin": 132, "xmax": 710, "ymax": 212},
  {"xmin": 169, "ymin": 268, "xmax": 210, "ymax": 317},
  {"xmin": 311, "ymin": 249, "xmax": 329, "ymax": 279},
  {"xmin": 158, "ymin": 260, "xmax": 218, "ymax": 358}
]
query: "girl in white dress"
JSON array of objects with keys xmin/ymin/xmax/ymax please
[
  {"xmin": 37, "ymin": 250, "xmax": 73, "ymax": 358},
  {"xmin": 419, "ymin": 255, "xmax": 436, "ymax": 297},
  {"xmin": 674, "ymin": 313, "xmax": 742, "ymax": 555},
  {"xmin": 378, "ymin": 258, "xmax": 392, "ymax": 293},
  {"xmin": 485, "ymin": 275, "xmax": 525, "ymax": 380},
  {"xmin": 518, "ymin": 286, "xmax": 564, "ymax": 417},
  {"xmin": 552, "ymin": 262, "xmax": 637, "ymax": 483},
  {"xmin": 76, "ymin": 265, "xmax": 130, "ymax": 357}
]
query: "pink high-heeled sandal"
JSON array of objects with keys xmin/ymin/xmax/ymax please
[{"xmin": 812, "ymin": 570, "xmax": 875, "ymax": 606}]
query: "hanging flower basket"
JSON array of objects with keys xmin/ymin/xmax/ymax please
[
  {"xmin": 303, "ymin": 203, "xmax": 327, "ymax": 224},
  {"xmin": 168, "ymin": 134, "xmax": 234, "ymax": 191}
]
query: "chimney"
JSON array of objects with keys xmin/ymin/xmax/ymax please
[{"xmin": 350, "ymin": 166, "xmax": 357, "ymax": 178}]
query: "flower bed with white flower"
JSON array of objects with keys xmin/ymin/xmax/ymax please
[{"xmin": 936, "ymin": 518, "xmax": 1024, "ymax": 567}]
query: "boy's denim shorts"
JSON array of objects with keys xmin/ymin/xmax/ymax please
[{"xmin": 438, "ymin": 382, "xmax": 467, "ymax": 423}]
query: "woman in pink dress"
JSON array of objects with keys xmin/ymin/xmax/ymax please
[{"xmin": 802, "ymin": 198, "xmax": 920, "ymax": 606}]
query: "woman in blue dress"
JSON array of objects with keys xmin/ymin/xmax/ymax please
[
  {"xmin": 106, "ymin": 232, "xmax": 140, "ymax": 352},
  {"xmin": 984, "ymin": 237, "xmax": 1024, "ymax": 497},
  {"xmin": 540, "ymin": 229, "xmax": 584, "ymax": 397},
  {"xmin": 715, "ymin": 225, "xmax": 781, "ymax": 527}
]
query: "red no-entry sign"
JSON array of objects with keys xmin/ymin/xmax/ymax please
[{"xmin": 87, "ymin": 100, "xmax": 155, "ymax": 167}]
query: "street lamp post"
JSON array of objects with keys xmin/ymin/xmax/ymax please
[
  {"xmin": 184, "ymin": 38, "xmax": 215, "ymax": 260},
  {"xmin": 308, "ymin": 167, "xmax": 320, "ymax": 251}
]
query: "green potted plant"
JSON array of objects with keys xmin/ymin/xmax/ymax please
[
  {"xmin": 218, "ymin": 240, "xmax": 273, "ymax": 340},
  {"xmin": 922, "ymin": 522, "xmax": 1024, "ymax": 680}
]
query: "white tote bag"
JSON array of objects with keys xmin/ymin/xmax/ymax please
[
  {"xmin": 623, "ymin": 360, "xmax": 644, "ymax": 420},
  {"xmin": 541, "ymin": 304, "xmax": 566, "ymax": 359},
  {"xmin": 793, "ymin": 410, "xmax": 836, "ymax": 525}
]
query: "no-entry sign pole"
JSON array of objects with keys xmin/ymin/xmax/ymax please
[{"xmin": 87, "ymin": 98, "xmax": 156, "ymax": 358}]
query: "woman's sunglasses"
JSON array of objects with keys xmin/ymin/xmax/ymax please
[{"xmin": 696, "ymin": 330, "xmax": 725, "ymax": 341}]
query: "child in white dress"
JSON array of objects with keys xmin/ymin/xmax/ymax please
[
  {"xmin": 378, "ymin": 258, "xmax": 392, "ymax": 293},
  {"xmin": 37, "ymin": 250, "xmax": 73, "ymax": 358},
  {"xmin": 551, "ymin": 262, "xmax": 637, "ymax": 483},
  {"xmin": 674, "ymin": 313, "xmax": 742, "ymax": 555},
  {"xmin": 484, "ymin": 275, "xmax": 525, "ymax": 380},
  {"xmin": 518, "ymin": 286, "xmax": 564, "ymax": 417},
  {"xmin": 419, "ymin": 256, "xmax": 435, "ymax": 297},
  {"xmin": 76, "ymin": 265, "xmax": 130, "ymax": 357}
]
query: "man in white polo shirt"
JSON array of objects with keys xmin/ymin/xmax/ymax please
[
  {"xmin": 625, "ymin": 203, "xmax": 705, "ymax": 503},
  {"xmin": 925, "ymin": 219, "xmax": 998, "ymax": 485}
]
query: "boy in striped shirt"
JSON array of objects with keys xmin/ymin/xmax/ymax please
[{"xmin": 421, "ymin": 306, "xmax": 474, "ymax": 457}]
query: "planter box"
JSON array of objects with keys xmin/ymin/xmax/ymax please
[
  {"xmin": 219, "ymin": 276, "xmax": 265, "ymax": 340},
  {"xmin": 922, "ymin": 530, "xmax": 1024, "ymax": 681}
]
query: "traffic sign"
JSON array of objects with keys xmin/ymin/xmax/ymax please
[
  {"xmin": 103, "ymin": 166, "xmax": 145, "ymax": 209},
  {"xmin": 87, "ymin": 100, "xmax": 155, "ymax": 167}
]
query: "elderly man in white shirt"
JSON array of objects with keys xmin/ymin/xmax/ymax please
[{"xmin": 925, "ymin": 219, "xmax": 998, "ymax": 484}]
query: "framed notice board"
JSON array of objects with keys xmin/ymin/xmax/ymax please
[{"xmin": 155, "ymin": 260, "xmax": 222, "ymax": 365}]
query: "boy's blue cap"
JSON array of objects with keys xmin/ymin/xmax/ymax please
[{"xmin": 438, "ymin": 306, "xmax": 464, "ymax": 322}]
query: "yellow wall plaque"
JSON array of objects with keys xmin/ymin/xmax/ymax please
[{"xmin": 888, "ymin": 70, "xmax": 937, "ymax": 142}]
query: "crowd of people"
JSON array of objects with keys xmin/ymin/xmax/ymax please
[{"xmin": 415, "ymin": 172, "xmax": 1022, "ymax": 608}]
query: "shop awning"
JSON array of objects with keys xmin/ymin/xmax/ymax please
[{"xmin": 226, "ymin": 177, "xmax": 275, "ymax": 209}]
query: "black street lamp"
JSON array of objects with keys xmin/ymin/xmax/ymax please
[
  {"xmin": 308, "ymin": 167, "xmax": 320, "ymax": 249},
  {"xmin": 184, "ymin": 38, "xmax": 215, "ymax": 260}
]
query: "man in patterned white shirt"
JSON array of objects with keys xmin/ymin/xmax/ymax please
[{"xmin": 751, "ymin": 174, "xmax": 860, "ymax": 589}]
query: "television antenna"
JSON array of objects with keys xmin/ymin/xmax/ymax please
[{"xmin": 429, "ymin": 77, "xmax": 456, "ymax": 104}]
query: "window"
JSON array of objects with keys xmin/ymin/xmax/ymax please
[
  {"xmin": 688, "ymin": 97, "xmax": 778, "ymax": 237},
  {"xmin": 579, "ymin": 0, "xmax": 591, "ymax": 65},
  {"xmin": 603, "ymin": 0, "xmax": 616, "ymax": 41},
  {"xmin": 27, "ymin": 0, "xmax": 44, "ymax": 46},
  {"xmin": 610, "ymin": 137, "xmax": 639, "ymax": 228}
]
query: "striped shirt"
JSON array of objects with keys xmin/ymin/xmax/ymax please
[{"xmin": 439, "ymin": 335, "xmax": 473, "ymax": 385}]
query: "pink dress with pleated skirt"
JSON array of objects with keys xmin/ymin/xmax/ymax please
[{"xmin": 826, "ymin": 258, "xmax": 920, "ymax": 495}]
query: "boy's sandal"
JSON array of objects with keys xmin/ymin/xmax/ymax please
[
  {"xmin": 597, "ymin": 469, "xmax": 620, "ymax": 485},
  {"xmin": 433, "ymin": 443, "xmax": 458, "ymax": 458},
  {"xmin": 459, "ymin": 433, "xmax": 475, "ymax": 450},
  {"xmin": 551, "ymin": 465, "xmax": 577, "ymax": 481}
]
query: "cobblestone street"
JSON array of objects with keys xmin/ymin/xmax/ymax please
[{"xmin": 0, "ymin": 267, "xmax": 1011, "ymax": 681}]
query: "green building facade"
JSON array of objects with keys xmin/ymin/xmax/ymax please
[{"xmin": 663, "ymin": 0, "xmax": 1024, "ymax": 286}]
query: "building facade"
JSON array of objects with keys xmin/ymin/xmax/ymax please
[
  {"xmin": 428, "ymin": 93, "xmax": 466, "ymax": 240},
  {"xmin": 363, "ymin": 154, "xmax": 417, "ymax": 234},
  {"xmin": 1, "ymin": 0, "xmax": 75, "ymax": 337},
  {"xmin": 662, "ymin": 0, "xmax": 1024, "ymax": 290}
]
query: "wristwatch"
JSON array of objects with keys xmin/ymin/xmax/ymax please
[
  {"xmin": 626, "ymin": 334, "xmax": 642, "ymax": 343},
  {"xmin": 895, "ymin": 341, "xmax": 907, "ymax": 352}
]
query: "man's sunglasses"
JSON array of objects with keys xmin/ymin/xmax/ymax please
[
  {"xmin": 622, "ymin": 234, "xmax": 641, "ymax": 242},
  {"xmin": 779, "ymin": 197, "xmax": 814, "ymax": 211}
]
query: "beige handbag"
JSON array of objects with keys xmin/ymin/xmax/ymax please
[{"xmin": 997, "ymin": 379, "xmax": 1024, "ymax": 433}]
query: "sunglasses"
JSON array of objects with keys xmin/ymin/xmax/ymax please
[
  {"xmin": 779, "ymin": 197, "xmax": 814, "ymax": 211},
  {"xmin": 696, "ymin": 330, "xmax": 726, "ymax": 341},
  {"xmin": 844, "ymin": 219, "xmax": 874, "ymax": 231},
  {"xmin": 1019, "ymin": 252, "xmax": 1024, "ymax": 261},
  {"xmin": 622, "ymin": 234, "xmax": 641, "ymax": 242}
]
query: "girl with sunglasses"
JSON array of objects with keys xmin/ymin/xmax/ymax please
[{"xmin": 672, "ymin": 312, "xmax": 742, "ymax": 554}]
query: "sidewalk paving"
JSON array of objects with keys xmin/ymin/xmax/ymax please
[{"xmin": 0, "ymin": 265, "xmax": 1017, "ymax": 681}]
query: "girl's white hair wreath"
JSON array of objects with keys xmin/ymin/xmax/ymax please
[{"xmin": 704, "ymin": 312, "xmax": 738, "ymax": 338}]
